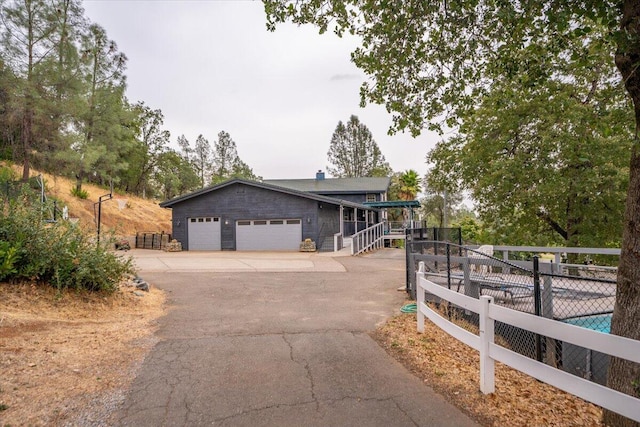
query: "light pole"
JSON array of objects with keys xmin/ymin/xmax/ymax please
[{"xmin": 94, "ymin": 182, "xmax": 113, "ymax": 244}]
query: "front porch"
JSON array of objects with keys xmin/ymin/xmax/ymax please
[{"xmin": 342, "ymin": 199, "xmax": 422, "ymax": 237}]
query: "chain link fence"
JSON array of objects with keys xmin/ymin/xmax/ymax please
[{"xmin": 408, "ymin": 241, "xmax": 620, "ymax": 386}]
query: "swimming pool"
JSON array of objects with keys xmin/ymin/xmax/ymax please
[{"xmin": 562, "ymin": 314, "xmax": 612, "ymax": 334}]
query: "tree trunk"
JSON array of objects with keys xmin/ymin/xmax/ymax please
[
  {"xmin": 605, "ymin": 1, "xmax": 640, "ymax": 425},
  {"xmin": 604, "ymin": 147, "xmax": 640, "ymax": 427},
  {"xmin": 21, "ymin": 105, "xmax": 31, "ymax": 181},
  {"xmin": 75, "ymin": 173, "xmax": 82, "ymax": 193}
]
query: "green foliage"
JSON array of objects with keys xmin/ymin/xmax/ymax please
[
  {"xmin": 397, "ymin": 170, "xmax": 421, "ymax": 200},
  {"xmin": 70, "ymin": 186, "xmax": 88, "ymax": 199},
  {"xmin": 264, "ymin": 1, "xmax": 619, "ymax": 137},
  {"xmin": 0, "ymin": 240, "xmax": 20, "ymax": 280},
  {"xmin": 427, "ymin": 27, "xmax": 631, "ymax": 248},
  {"xmin": 327, "ymin": 115, "xmax": 391, "ymax": 178},
  {"xmin": 0, "ymin": 190, "xmax": 133, "ymax": 292},
  {"xmin": 0, "ymin": 165, "xmax": 16, "ymax": 184},
  {"xmin": 153, "ymin": 150, "xmax": 200, "ymax": 200},
  {"xmin": 451, "ymin": 215, "xmax": 483, "ymax": 245},
  {"xmin": 193, "ymin": 134, "xmax": 211, "ymax": 187},
  {"xmin": 211, "ymin": 131, "xmax": 261, "ymax": 184}
]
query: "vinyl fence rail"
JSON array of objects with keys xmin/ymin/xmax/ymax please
[{"xmin": 416, "ymin": 262, "xmax": 640, "ymax": 422}]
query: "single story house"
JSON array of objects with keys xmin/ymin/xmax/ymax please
[{"xmin": 159, "ymin": 173, "xmax": 389, "ymax": 251}]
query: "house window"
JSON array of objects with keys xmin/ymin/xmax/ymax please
[{"xmin": 366, "ymin": 194, "xmax": 376, "ymax": 202}]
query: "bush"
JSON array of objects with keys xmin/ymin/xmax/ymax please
[
  {"xmin": 0, "ymin": 241, "xmax": 19, "ymax": 280},
  {"xmin": 0, "ymin": 165, "xmax": 16, "ymax": 184},
  {"xmin": 0, "ymin": 190, "xmax": 133, "ymax": 292},
  {"xmin": 70, "ymin": 186, "xmax": 89, "ymax": 200}
]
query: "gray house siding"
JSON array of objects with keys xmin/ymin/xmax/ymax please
[
  {"xmin": 168, "ymin": 182, "xmax": 338, "ymax": 250},
  {"xmin": 317, "ymin": 203, "xmax": 341, "ymax": 251}
]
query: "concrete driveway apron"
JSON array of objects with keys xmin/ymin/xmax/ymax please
[{"xmin": 113, "ymin": 250, "xmax": 478, "ymax": 426}]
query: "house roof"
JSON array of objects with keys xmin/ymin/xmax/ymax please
[
  {"xmin": 159, "ymin": 178, "xmax": 379, "ymax": 211},
  {"xmin": 364, "ymin": 200, "xmax": 421, "ymax": 208},
  {"xmin": 263, "ymin": 177, "xmax": 391, "ymax": 194}
]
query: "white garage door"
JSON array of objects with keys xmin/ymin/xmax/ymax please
[
  {"xmin": 236, "ymin": 219, "xmax": 302, "ymax": 251},
  {"xmin": 188, "ymin": 217, "xmax": 221, "ymax": 250}
]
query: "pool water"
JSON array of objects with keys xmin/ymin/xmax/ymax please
[{"xmin": 563, "ymin": 314, "xmax": 612, "ymax": 333}]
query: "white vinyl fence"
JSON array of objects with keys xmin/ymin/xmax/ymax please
[{"xmin": 416, "ymin": 262, "xmax": 640, "ymax": 422}]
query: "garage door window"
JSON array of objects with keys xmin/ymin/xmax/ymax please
[
  {"xmin": 254, "ymin": 220, "xmax": 268, "ymax": 225},
  {"xmin": 287, "ymin": 219, "xmax": 301, "ymax": 225}
]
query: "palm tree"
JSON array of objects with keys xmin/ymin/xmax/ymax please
[
  {"xmin": 398, "ymin": 169, "xmax": 421, "ymax": 200},
  {"xmin": 397, "ymin": 169, "xmax": 422, "ymax": 226}
]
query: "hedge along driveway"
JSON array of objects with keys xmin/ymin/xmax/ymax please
[{"xmin": 113, "ymin": 250, "xmax": 478, "ymax": 426}]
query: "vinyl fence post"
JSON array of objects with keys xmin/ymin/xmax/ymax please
[
  {"xmin": 446, "ymin": 243, "xmax": 451, "ymax": 290},
  {"xmin": 417, "ymin": 261, "xmax": 425, "ymax": 333},
  {"xmin": 543, "ymin": 263, "xmax": 556, "ymax": 367},
  {"xmin": 479, "ymin": 295, "xmax": 495, "ymax": 394},
  {"xmin": 533, "ymin": 256, "xmax": 543, "ymax": 362}
]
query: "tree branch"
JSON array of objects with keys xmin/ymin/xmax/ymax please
[{"xmin": 535, "ymin": 209, "xmax": 568, "ymax": 240}]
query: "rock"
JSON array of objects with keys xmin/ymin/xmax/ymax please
[
  {"xmin": 114, "ymin": 240, "xmax": 130, "ymax": 250},
  {"xmin": 299, "ymin": 238, "xmax": 316, "ymax": 252},
  {"xmin": 133, "ymin": 291, "xmax": 145, "ymax": 297},
  {"xmin": 163, "ymin": 239, "xmax": 182, "ymax": 252},
  {"xmin": 135, "ymin": 281, "xmax": 149, "ymax": 292}
]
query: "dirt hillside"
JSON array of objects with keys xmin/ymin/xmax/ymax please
[{"xmin": 13, "ymin": 166, "xmax": 172, "ymax": 237}]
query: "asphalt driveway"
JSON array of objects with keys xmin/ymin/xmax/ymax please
[{"xmin": 113, "ymin": 249, "xmax": 477, "ymax": 426}]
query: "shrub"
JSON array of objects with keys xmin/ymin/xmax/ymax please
[
  {"xmin": 0, "ymin": 165, "xmax": 16, "ymax": 184},
  {"xmin": 0, "ymin": 240, "xmax": 20, "ymax": 280},
  {"xmin": 0, "ymin": 189, "xmax": 134, "ymax": 292},
  {"xmin": 70, "ymin": 186, "xmax": 89, "ymax": 200}
]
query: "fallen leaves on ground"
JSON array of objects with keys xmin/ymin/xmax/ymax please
[
  {"xmin": 0, "ymin": 281, "xmax": 166, "ymax": 426},
  {"xmin": 371, "ymin": 307, "xmax": 603, "ymax": 427}
]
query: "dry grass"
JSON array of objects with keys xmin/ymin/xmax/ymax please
[
  {"xmin": 0, "ymin": 281, "xmax": 167, "ymax": 425},
  {"xmin": 10, "ymin": 165, "xmax": 171, "ymax": 237},
  {"xmin": 0, "ymin": 167, "xmax": 171, "ymax": 425},
  {"xmin": 371, "ymin": 308, "xmax": 604, "ymax": 427}
]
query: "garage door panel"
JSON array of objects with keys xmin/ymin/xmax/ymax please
[
  {"xmin": 236, "ymin": 219, "xmax": 301, "ymax": 251},
  {"xmin": 188, "ymin": 217, "xmax": 221, "ymax": 250}
]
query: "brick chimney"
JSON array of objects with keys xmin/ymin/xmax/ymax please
[{"xmin": 316, "ymin": 170, "xmax": 325, "ymax": 180}]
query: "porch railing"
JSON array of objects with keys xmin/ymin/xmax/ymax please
[{"xmin": 351, "ymin": 222, "xmax": 385, "ymax": 255}]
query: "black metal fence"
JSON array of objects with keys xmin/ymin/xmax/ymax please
[
  {"xmin": 405, "ymin": 227, "xmax": 463, "ymax": 243},
  {"xmin": 404, "ymin": 228, "xmax": 462, "ymax": 295},
  {"xmin": 1, "ymin": 176, "xmax": 66, "ymax": 223},
  {"xmin": 135, "ymin": 232, "xmax": 171, "ymax": 250},
  {"xmin": 409, "ymin": 241, "xmax": 619, "ymax": 386}
]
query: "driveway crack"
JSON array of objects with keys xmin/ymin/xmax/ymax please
[{"xmin": 282, "ymin": 333, "xmax": 319, "ymax": 411}]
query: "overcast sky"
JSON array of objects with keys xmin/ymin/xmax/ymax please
[{"xmin": 82, "ymin": 0, "xmax": 440, "ymax": 180}]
